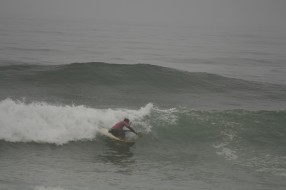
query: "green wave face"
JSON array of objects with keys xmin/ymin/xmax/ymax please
[{"xmin": 1, "ymin": 62, "xmax": 286, "ymax": 109}]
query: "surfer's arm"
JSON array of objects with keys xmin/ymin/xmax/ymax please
[{"xmin": 126, "ymin": 125, "xmax": 139, "ymax": 135}]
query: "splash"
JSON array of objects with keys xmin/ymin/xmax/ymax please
[{"xmin": 0, "ymin": 99, "xmax": 153, "ymax": 145}]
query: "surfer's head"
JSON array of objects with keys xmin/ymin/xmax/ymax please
[{"xmin": 124, "ymin": 118, "xmax": 130, "ymax": 123}]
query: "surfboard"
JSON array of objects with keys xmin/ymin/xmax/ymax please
[{"xmin": 98, "ymin": 128, "xmax": 136, "ymax": 145}]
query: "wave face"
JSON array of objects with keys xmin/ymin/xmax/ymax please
[
  {"xmin": 1, "ymin": 98, "xmax": 285, "ymax": 147},
  {"xmin": 1, "ymin": 62, "xmax": 286, "ymax": 109}
]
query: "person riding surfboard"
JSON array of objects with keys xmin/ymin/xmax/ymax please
[{"xmin": 109, "ymin": 118, "xmax": 139, "ymax": 139}]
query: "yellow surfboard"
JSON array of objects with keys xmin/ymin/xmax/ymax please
[{"xmin": 98, "ymin": 128, "xmax": 136, "ymax": 145}]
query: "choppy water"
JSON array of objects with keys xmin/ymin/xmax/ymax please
[{"xmin": 0, "ymin": 17, "xmax": 286, "ymax": 190}]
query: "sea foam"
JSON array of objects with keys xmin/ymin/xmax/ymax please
[
  {"xmin": 34, "ymin": 186, "xmax": 67, "ymax": 190},
  {"xmin": 0, "ymin": 99, "xmax": 153, "ymax": 145}
]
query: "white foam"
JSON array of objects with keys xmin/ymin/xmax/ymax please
[
  {"xmin": 213, "ymin": 143, "xmax": 238, "ymax": 160},
  {"xmin": 0, "ymin": 99, "xmax": 153, "ymax": 145},
  {"xmin": 216, "ymin": 147, "xmax": 238, "ymax": 160},
  {"xmin": 34, "ymin": 186, "xmax": 67, "ymax": 190}
]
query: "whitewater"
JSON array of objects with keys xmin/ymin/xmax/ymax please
[{"xmin": 0, "ymin": 99, "xmax": 156, "ymax": 144}]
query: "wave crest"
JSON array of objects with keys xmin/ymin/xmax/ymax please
[{"xmin": 0, "ymin": 99, "xmax": 154, "ymax": 145}]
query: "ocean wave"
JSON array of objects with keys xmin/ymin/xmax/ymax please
[
  {"xmin": 1, "ymin": 98, "xmax": 286, "ymax": 175},
  {"xmin": 2, "ymin": 98, "xmax": 285, "ymax": 145},
  {"xmin": 1, "ymin": 62, "xmax": 285, "ymax": 91},
  {"xmin": 1, "ymin": 62, "xmax": 286, "ymax": 110},
  {"xmin": 0, "ymin": 99, "xmax": 154, "ymax": 145}
]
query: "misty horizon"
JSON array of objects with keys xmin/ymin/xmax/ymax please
[{"xmin": 1, "ymin": 0, "xmax": 285, "ymax": 30}]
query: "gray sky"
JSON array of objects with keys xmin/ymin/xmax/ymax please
[{"xmin": 1, "ymin": 0, "xmax": 285, "ymax": 28}]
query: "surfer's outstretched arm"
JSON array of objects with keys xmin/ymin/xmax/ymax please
[{"xmin": 126, "ymin": 126, "xmax": 138, "ymax": 135}]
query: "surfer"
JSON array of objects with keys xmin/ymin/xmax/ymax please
[{"xmin": 109, "ymin": 118, "xmax": 139, "ymax": 139}]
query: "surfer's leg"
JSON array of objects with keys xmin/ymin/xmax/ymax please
[
  {"xmin": 109, "ymin": 128, "xmax": 119, "ymax": 137},
  {"xmin": 119, "ymin": 129, "xmax": 125, "ymax": 139}
]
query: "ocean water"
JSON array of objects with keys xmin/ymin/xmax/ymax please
[{"xmin": 0, "ymin": 17, "xmax": 286, "ymax": 190}]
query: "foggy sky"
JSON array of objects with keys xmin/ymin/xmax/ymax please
[{"xmin": 1, "ymin": 0, "xmax": 286, "ymax": 28}]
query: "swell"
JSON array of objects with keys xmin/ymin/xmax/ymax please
[
  {"xmin": 1, "ymin": 62, "xmax": 285, "ymax": 89},
  {"xmin": 1, "ymin": 62, "xmax": 286, "ymax": 109}
]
